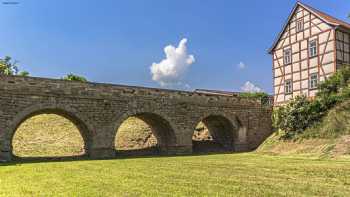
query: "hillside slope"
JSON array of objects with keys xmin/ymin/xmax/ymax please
[{"xmin": 258, "ymin": 100, "xmax": 350, "ymax": 158}]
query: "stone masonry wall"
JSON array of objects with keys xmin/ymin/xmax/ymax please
[{"xmin": 0, "ymin": 75, "xmax": 273, "ymax": 161}]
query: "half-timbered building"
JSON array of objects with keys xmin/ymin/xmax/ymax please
[{"xmin": 269, "ymin": 2, "xmax": 350, "ymax": 105}]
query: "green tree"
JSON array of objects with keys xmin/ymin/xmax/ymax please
[
  {"xmin": 18, "ymin": 71, "xmax": 30, "ymax": 77},
  {"xmin": 0, "ymin": 56, "xmax": 19, "ymax": 75},
  {"xmin": 0, "ymin": 56, "xmax": 30, "ymax": 76},
  {"xmin": 239, "ymin": 92, "xmax": 271, "ymax": 105},
  {"xmin": 63, "ymin": 73, "xmax": 88, "ymax": 82}
]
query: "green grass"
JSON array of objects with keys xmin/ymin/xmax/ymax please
[
  {"xmin": 258, "ymin": 131, "xmax": 350, "ymax": 159},
  {"xmin": 301, "ymin": 100, "xmax": 350, "ymax": 139},
  {"xmin": 8, "ymin": 114, "xmax": 350, "ymax": 196},
  {"xmin": 0, "ymin": 153, "xmax": 350, "ymax": 196}
]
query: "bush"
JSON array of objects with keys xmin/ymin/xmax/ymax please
[
  {"xmin": 63, "ymin": 74, "xmax": 88, "ymax": 82},
  {"xmin": 316, "ymin": 65, "xmax": 350, "ymax": 110},
  {"xmin": 273, "ymin": 95, "xmax": 321, "ymax": 139},
  {"xmin": 239, "ymin": 92, "xmax": 271, "ymax": 105}
]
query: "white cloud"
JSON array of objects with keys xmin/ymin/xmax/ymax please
[
  {"xmin": 237, "ymin": 62, "xmax": 246, "ymax": 69},
  {"xmin": 241, "ymin": 81, "xmax": 263, "ymax": 93},
  {"xmin": 150, "ymin": 38, "xmax": 195, "ymax": 88}
]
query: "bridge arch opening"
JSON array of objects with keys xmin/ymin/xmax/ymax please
[
  {"xmin": 11, "ymin": 109, "xmax": 90, "ymax": 159},
  {"xmin": 192, "ymin": 115, "xmax": 239, "ymax": 153},
  {"xmin": 115, "ymin": 112, "xmax": 176, "ymax": 156}
]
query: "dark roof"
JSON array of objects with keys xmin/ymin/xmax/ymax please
[
  {"xmin": 302, "ymin": 3, "xmax": 350, "ymax": 29},
  {"xmin": 268, "ymin": 2, "xmax": 350, "ymax": 54}
]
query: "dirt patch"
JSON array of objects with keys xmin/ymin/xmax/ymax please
[
  {"xmin": 332, "ymin": 135, "xmax": 350, "ymax": 157},
  {"xmin": 12, "ymin": 114, "xmax": 85, "ymax": 158},
  {"xmin": 116, "ymin": 117, "xmax": 157, "ymax": 150}
]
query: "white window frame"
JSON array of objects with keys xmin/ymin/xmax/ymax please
[
  {"xmin": 283, "ymin": 48, "xmax": 292, "ymax": 65},
  {"xmin": 285, "ymin": 80, "xmax": 293, "ymax": 94},
  {"xmin": 309, "ymin": 40, "xmax": 318, "ymax": 57},
  {"xmin": 296, "ymin": 19, "xmax": 304, "ymax": 32},
  {"xmin": 309, "ymin": 73, "xmax": 318, "ymax": 89}
]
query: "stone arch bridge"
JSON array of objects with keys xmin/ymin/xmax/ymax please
[{"xmin": 0, "ymin": 75, "xmax": 272, "ymax": 161}]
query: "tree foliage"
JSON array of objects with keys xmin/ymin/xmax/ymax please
[
  {"xmin": 239, "ymin": 92, "xmax": 271, "ymax": 105},
  {"xmin": 0, "ymin": 56, "xmax": 29, "ymax": 76},
  {"xmin": 63, "ymin": 73, "xmax": 88, "ymax": 82},
  {"xmin": 18, "ymin": 71, "xmax": 30, "ymax": 77},
  {"xmin": 0, "ymin": 56, "xmax": 19, "ymax": 75},
  {"xmin": 316, "ymin": 65, "xmax": 350, "ymax": 110},
  {"xmin": 273, "ymin": 95, "xmax": 322, "ymax": 139}
]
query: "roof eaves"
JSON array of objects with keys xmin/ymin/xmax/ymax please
[
  {"xmin": 299, "ymin": 2, "xmax": 341, "ymax": 26},
  {"xmin": 269, "ymin": 2, "xmax": 350, "ymax": 54}
]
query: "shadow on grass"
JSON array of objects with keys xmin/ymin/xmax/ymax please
[
  {"xmin": 192, "ymin": 140, "xmax": 233, "ymax": 153},
  {"xmin": 0, "ymin": 148, "xmax": 242, "ymax": 166},
  {"xmin": 0, "ymin": 144, "xmax": 242, "ymax": 166},
  {"xmin": 116, "ymin": 147, "xmax": 159, "ymax": 157},
  {"xmin": 0, "ymin": 155, "xmax": 91, "ymax": 166}
]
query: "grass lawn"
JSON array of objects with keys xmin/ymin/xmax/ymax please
[
  {"xmin": 6, "ymin": 114, "xmax": 350, "ymax": 196},
  {"xmin": 1, "ymin": 153, "xmax": 350, "ymax": 197}
]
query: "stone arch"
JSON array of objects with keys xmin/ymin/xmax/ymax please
[
  {"xmin": 192, "ymin": 113, "xmax": 243, "ymax": 153},
  {"xmin": 113, "ymin": 109, "xmax": 177, "ymax": 154},
  {"xmin": 6, "ymin": 104, "xmax": 92, "ymax": 159}
]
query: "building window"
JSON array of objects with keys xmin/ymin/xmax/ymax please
[
  {"xmin": 309, "ymin": 40, "xmax": 318, "ymax": 57},
  {"xmin": 309, "ymin": 73, "xmax": 318, "ymax": 89},
  {"xmin": 296, "ymin": 19, "xmax": 304, "ymax": 32},
  {"xmin": 283, "ymin": 48, "xmax": 292, "ymax": 65},
  {"xmin": 285, "ymin": 80, "xmax": 292, "ymax": 94}
]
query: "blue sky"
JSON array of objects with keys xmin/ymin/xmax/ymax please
[{"xmin": 1, "ymin": 0, "xmax": 349, "ymax": 93}]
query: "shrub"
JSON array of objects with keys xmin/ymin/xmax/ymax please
[
  {"xmin": 239, "ymin": 92, "xmax": 271, "ymax": 105},
  {"xmin": 18, "ymin": 71, "xmax": 30, "ymax": 77},
  {"xmin": 316, "ymin": 65, "xmax": 350, "ymax": 110},
  {"xmin": 273, "ymin": 95, "xmax": 320, "ymax": 139},
  {"xmin": 63, "ymin": 74, "xmax": 88, "ymax": 82}
]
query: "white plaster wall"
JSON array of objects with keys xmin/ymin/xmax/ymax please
[
  {"xmin": 293, "ymin": 72, "xmax": 300, "ymax": 81},
  {"xmin": 322, "ymin": 53, "xmax": 334, "ymax": 64},
  {"xmin": 301, "ymin": 70, "xmax": 308, "ymax": 79},
  {"xmin": 322, "ymin": 63, "xmax": 334, "ymax": 74},
  {"xmin": 292, "ymin": 63, "xmax": 300, "ymax": 71}
]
